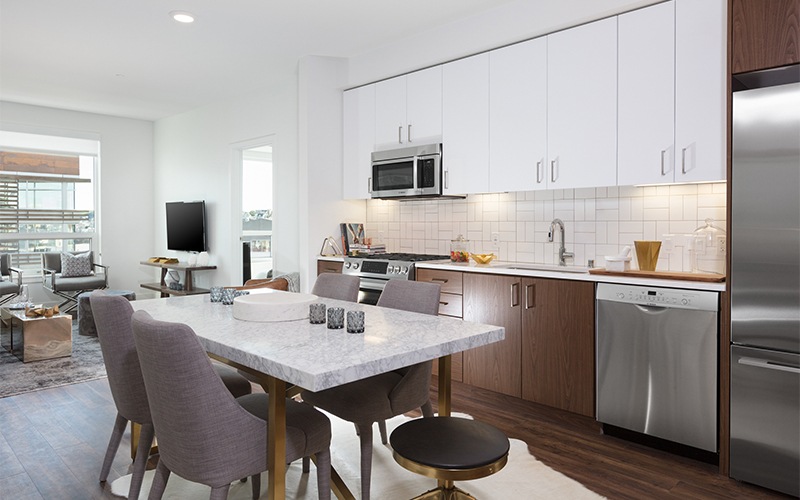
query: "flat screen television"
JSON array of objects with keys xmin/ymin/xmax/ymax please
[{"xmin": 166, "ymin": 201, "xmax": 207, "ymax": 252}]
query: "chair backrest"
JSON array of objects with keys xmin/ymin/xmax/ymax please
[
  {"xmin": 42, "ymin": 251, "xmax": 94, "ymax": 273},
  {"xmin": 0, "ymin": 254, "xmax": 9, "ymax": 277},
  {"xmin": 89, "ymin": 290, "xmax": 151, "ymax": 424},
  {"xmin": 130, "ymin": 310, "xmax": 265, "ymax": 486},
  {"xmin": 232, "ymin": 277, "xmax": 289, "ymax": 291},
  {"xmin": 312, "ymin": 273, "xmax": 360, "ymax": 302},
  {"xmin": 377, "ymin": 280, "xmax": 441, "ymax": 316}
]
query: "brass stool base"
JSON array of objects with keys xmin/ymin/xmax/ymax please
[{"xmin": 412, "ymin": 485, "xmax": 477, "ymax": 500}]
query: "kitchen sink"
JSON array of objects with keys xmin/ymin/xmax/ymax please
[{"xmin": 494, "ymin": 263, "xmax": 590, "ymax": 274}]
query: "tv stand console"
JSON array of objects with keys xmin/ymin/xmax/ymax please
[{"xmin": 140, "ymin": 261, "xmax": 217, "ymax": 298}]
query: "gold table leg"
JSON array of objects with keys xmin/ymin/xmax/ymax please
[
  {"xmin": 266, "ymin": 375, "xmax": 286, "ymax": 500},
  {"xmin": 437, "ymin": 355, "xmax": 452, "ymax": 417}
]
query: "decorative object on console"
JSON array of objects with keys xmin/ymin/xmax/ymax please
[
  {"xmin": 25, "ymin": 304, "xmax": 59, "ymax": 318},
  {"xmin": 196, "ymin": 251, "xmax": 210, "ymax": 266},
  {"xmin": 634, "ymin": 241, "xmax": 662, "ymax": 271}
]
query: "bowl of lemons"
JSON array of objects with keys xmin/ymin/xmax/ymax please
[{"xmin": 470, "ymin": 253, "xmax": 496, "ymax": 265}]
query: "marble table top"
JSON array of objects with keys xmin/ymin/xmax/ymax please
[{"xmin": 132, "ymin": 291, "xmax": 504, "ymax": 392}]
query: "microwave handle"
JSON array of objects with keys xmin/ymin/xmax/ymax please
[
  {"xmin": 398, "ymin": 126, "xmax": 403, "ymax": 144},
  {"xmin": 408, "ymin": 124, "xmax": 412, "ymax": 143},
  {"xmin": 368, "ymin": 177, "xmax": 372, "ymax": 193}
]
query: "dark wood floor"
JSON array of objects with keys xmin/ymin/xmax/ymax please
[{"xmin": 0, "ymin": 377, "xmax": 788, "ymax": 499}]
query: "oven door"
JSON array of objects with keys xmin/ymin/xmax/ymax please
[{"xmin": 358, "ymin": 277, "xmax": 387, "ymax": 305}]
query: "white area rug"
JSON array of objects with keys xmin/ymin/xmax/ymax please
[{"xmin": 112, "ymin": 412, "xmax": 603, "ymax": 499}]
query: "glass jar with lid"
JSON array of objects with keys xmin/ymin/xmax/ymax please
[
  {"xmin": 450, "ymin": 234, "xmax": 470, "ymax": 262},
  {"xmin": 692, "ymin": 218, "xmax": 725, "ymax": 274}
]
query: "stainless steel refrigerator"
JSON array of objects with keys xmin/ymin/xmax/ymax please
[{"xmin": 730, "ymin": 64, "xmax": 800, "ymax": 497}]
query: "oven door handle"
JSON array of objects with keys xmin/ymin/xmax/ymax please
[{"xmin": 359, "ymin": 279, "xmax": 387, "ymax": 292}]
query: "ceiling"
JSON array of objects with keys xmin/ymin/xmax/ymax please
[{"xmin": 0, "ymin": 0, "xmax": 519, "ymax": 121}]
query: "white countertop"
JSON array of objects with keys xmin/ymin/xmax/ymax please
[
  {"xmin": 131, "ymin": 292, "xmax": 505, "ymax": 392},
  {"xmin": 315, "ymin": 255, "xmax": 725, "ymax": 292}
]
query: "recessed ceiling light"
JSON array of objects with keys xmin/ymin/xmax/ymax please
[{"xmin": 170, "ymin": 11, "xmax": 195, "ymax": 23}]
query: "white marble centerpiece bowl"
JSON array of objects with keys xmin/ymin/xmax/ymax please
[{"xmin": 233, "ymin": 291, "xmax": 318, "ymax": 322}]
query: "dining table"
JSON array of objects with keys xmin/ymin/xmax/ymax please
[{"xmin": 131, "ymin": 289, "xmax": 504, "ymax": 500}]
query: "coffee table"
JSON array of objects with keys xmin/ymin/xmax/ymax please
[{"xmin": 1, "ymin": 307, "xmax": 72, "ymax": 362}]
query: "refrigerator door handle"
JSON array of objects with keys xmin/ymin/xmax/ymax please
[{"xmin": 738, "ymin": 356, "xmax": 800, "ymax": 374}]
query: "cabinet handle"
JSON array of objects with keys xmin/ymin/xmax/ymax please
[
  {"xmin": 398, "ymin": 125, "xmax": 403, "ymax": 144},
  {"xmin": 550, "ymin": 159, "xmax": 557, "ymax": 183},
  {"xmin": 368, "ymin": 177, "xmax": 372, "ymax": 193},
  {"xmin": 444, "ymin": 170, "xmax": 449, "ymax": 189},
  {"xmin": 660, "ymin": 150, "xmax": 667, "ymax": 176},
  {"xmin": 431, "ymin": 278, "xmax": 449, "ymax": 283},
  {"xmin": 525, "ymin": 283, "xmax": 536, "ymax": 309},
  {"xmin": 536, "ymin": 160, "xmax": 543, "ymax": 184},
  {"xmin": 439, "ymin": 301, "xmax": 449, "ymax": 306},
  {"xmin": 739, "ymin": 357, "xmax": 800, "ymax": 374},
  {"xmin": 408, "ymin": 124, "xmax": 412, "ymax": 143},
  {"xmin": 681, "ymin": 147, "xmax": 687, "ymax": 174},
  {"xmin": 511, "ymin": 282, "xmax": 520, "ymax": 307}
]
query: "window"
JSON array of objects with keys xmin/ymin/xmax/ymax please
[{"xmin": 0, "ymin": 131, "xmax": 98, "ymax": 277}]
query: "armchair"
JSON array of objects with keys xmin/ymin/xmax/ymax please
[
  {"xmin": 42, "ymin": 251, "xmax": 108, "ymax": 312},
  {"xmin": 0, "ymin": 254, "xmax": 22, "ymax": 306}
]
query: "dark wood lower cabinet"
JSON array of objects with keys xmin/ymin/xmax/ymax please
[
  {"xmin": 521, "ymin": 278, "xmax": 595, "ymax": 417},
  {"xmin": 316, "ymin": 260, "xmax": 343, "ymax": 275},
  {"xmin": 462, "ymin": 273, "xmax": 522, "ymax": 397}
]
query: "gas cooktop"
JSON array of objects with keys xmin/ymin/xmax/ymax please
[{"xmin": 353, "ymin": 253, "xmax": 449, "ymax": 262}]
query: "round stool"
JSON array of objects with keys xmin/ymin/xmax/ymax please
[
  {"xmin": 78, "ymin": 290, "xmax": 136, "ymax": 336},
  {"xmin": 390, "ymin": 416, "xmax": 509, "ymax": 500}
]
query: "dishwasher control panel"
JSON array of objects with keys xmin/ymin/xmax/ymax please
[{"xmin": 596, "ymin": 283, "xmax": 718, "ymax": 311}]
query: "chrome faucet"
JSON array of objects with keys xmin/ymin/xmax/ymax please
[{"xmin": 548, "ymin": 218, "xmax": 574, "ymax": 266}]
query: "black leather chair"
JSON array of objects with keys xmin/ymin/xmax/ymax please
[
  {"xmin": 0, "ymin": 254, "xmax": 22, "ymax": 305},
  {"xmin": 42, "ymin": 251, "xmax": 108, "ymax": 312}
]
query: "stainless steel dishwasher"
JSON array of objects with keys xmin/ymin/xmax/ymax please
[{"xmin": 596, "ymin": 283, "xmax": 719, "ymax": 452}]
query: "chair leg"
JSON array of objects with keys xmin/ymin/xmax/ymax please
[
  {"xmin": 250, "ymin": 473, "xmax": 261, "ymax": 500},
  {"xmin": 356, "ymin": 423, "xmax": 373, "ymax": 500},
  {"xmin": 148, "ymin": 460, "xmax": 171, "ymax": 500},
  {"xmin": 128, "ymin": 423, "xmax": 155, "ymax": 500},
  {"xmin": 421, "ymin": 400, "xmax": 434, "ymax": 418},
  {"xmin": 100, "ymin": 413, "xmax": 128, "ymax": 482},
  {"xmin": 303, "ymin": 456, "xmax": 310, "ymax": 473},
  {"xmin": 210, "ymin": 484, "xmax": 231, "ymax": 500},
  {"xmin": 315, "ymin": 449, "xmax": 331, "ymax": 500},
  {"xmin": 378, "ymin": 420, "xmax": 388, "ymax": 445}
]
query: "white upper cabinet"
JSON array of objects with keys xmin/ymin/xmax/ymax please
[
  {"xmin": 547, "ymin": 17, "xmax": 618, "ymax": 189},
  {"xmin": 343, "ymin": 85, "xmax": 375, "ymax": 200},
  {"xmin": 618, "ymin": 1, "xmax": 676, "ymax": 185},
  {"xmin": 675, "ymin": 0, "xmax": 726, "ymax": 183},
  {"xmin": 442, "ymin": 53, "xmax": 490, "ymax": 195},
  {"xmin": 375, "ymin": 67, "xmax": 442, "ymax": 149},
  {"xmin": 489, "ymin": 37, "xmax": 548, "ymax": 192}
]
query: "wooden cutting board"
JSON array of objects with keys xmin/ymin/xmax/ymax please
[{"xmin": 588, "ymin": 268, "xmax": 726, "ymax": 282}]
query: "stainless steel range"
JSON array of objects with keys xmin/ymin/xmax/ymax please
[{"xmin": 343, "ymin": 253, "xmax": 449, "ymax": 304}]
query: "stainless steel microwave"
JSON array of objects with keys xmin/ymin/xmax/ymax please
[{"xmin": 370, "ymin": 143, "xmax": 442, "ymax": 199}]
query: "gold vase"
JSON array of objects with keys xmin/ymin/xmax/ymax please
[{"xmin": 634, "ymin": 241, "xmax": 662, "ymax": 271}]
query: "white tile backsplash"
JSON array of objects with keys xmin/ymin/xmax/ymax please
[{"xmin": 365, "ymin": 183, "xmax": 727, "ymax": 272}]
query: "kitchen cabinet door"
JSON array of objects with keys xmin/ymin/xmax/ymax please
[
  {"xmin": 489, "ymin": 37, "xmax": 548, "ymax": 192},
  {"xmin": 732, "ymin": 0, "xmax": 800, "ymax": 75},
  {"xmin": 521, "ymin": 278, "xmax": 595, "ymax": 417},
  {"xmin": 618, "ymin": 1, "xmax": 676, "ymax": 186},
  {"xmin": 675, "ymin": 0, "xmax": 726, "ymax": 183},
  {"xmin": 375, "ymin": 75, "xmax": 407, "ymax": 148},
  {"xmin": 547, "ymin": 17, "xmax": 617, "ymax": 189},
  {"xmin": 442, "ymin": 53, "xmax": 490, "ymax": 195},
  {"xmin": 405, "ymin": 66, "xmax": 442, "ymax": 145},
  {"xmin": 417, "ymin": 268, "xmax": 463, "ymax": 382},
  {"xmin": 342, "ymin": 85, "xmax": 375, "ymax": 199},
  {"xmin": 317, "ymin": 260, "xmax": 343, "ymax": 275},
  {"xmin": 463, "ymin": 273, "xmax": 521, "ymax": 397}
]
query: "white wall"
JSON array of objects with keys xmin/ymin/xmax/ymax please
[
  {"xmin": 298, "ymin": 56, "xmax": 365, "ymax": 291},
  {"xmin": 347, "ymin": 0, "xmax": 661, "ymax": 87},
  {"xmin": 0, "ymin": 101, "xmax": 154, "ymax": 296},
  {"xmin": 152, "ymin": 80, "xmax": 299, "ymax": 294}
]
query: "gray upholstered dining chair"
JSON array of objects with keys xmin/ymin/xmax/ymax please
[
  {"xmin": 0, "ymin": 254, "xmax": 22, "ymax": 305},
  {"xmin": 311, "ymin": 272, "xmax": 360, "ymax": 302},
  {"xmin": 131, "ymin": 309, "xmax": 333, "ymax": 500},
  {"xmin": 90, "ymin": 291, "xmax": 253, "ymax": 500},
  {"xmin": 301, "ymin": 279, "xmax": 441, "ymax": 500},
  {"xmin": 42, "ymin": 251, "xmax": 108, "ymax": 312}
]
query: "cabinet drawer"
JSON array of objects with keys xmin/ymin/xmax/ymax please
[
  {"xmin": 438, "ymin": 292, "xmax": 463, "ymax": 318},
  {"xmin": 317, "ymin": 261, "xmax": 343, "ymax": 275},
  {"xmin": 416, "ymin": 269, "xmax": 463, "ymax": 295}
]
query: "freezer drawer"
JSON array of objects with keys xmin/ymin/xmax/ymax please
[{"xmin": 730, "ymin": 345, "xmax": 800, "ymax": 497}]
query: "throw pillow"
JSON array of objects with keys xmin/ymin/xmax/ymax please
[{"xmin": 61, "ymin": 251, "xmax": 92, "ymax": 277}]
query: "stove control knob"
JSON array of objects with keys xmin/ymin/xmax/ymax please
[
  {"xmin": 402, "ymin": 266, "xmax": 409, "ymax": 274},
  {"xmin": 388, "ymin": 266, "xmax": 396, "ymax": 273},
  {"xmin": 344, "ymin": 262, "xmax": 351, "ymax": 269},
  {"xmin": 352, "ymin": 263, "xmax": 359, "ymax": 270}
]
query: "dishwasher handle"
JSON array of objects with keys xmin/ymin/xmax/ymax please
[{"xmin": 738, "ymin": 356, "xmax": 800, "ymax": 374}]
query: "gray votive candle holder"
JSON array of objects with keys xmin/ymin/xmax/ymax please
[
  {"xmin": 221, "ymin": 288, "xmax": 236, "ymax": 305},
  {"xmin": 309, "ymin": 303, "xmax": 326, "ymax": 324},
  {"xmin": 210, "ymin": 286, "xmax": 224, "ymax": 302},
  {"xmin": 327, "ymin": 307, "xmax": 345, "ymax": 329},
  {"xmin": 346, "ymin": 310, "xmax": 365, "ymax": 333}
]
